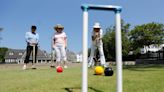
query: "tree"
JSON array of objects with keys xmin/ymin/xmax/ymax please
[
  {"xmin": 0, "ymin": 47, "xmax": 8, "ymax": 63},
  {"xmin": 129, "ymin": 22, "xmax": 164, "ymax": 53},
  {"xmin": 102, "ymin": 20, "xmax": 131, "ymax": 60},
  {"xmin": 103, "ymin": 27, "xmax": 115, "ymax": 60}
]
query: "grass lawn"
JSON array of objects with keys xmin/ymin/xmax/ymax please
[{"xmin": 0, "ymin": 63, "xmax": 164, "ymax": 92}]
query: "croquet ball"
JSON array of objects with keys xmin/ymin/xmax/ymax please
[
  {"xmin": 104, "ymin": 67, "xmax": 113, "ymax": 76},
  {"xmin": 56, "ymin": 66, "xmax": 63, "ymax": 73},
  {"xmin": 94, "ymin": 66, "xmax": 104, "ymax": 75}
]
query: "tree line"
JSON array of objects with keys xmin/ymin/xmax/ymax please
[
  {"xmin": 1, "ymin": 21, "xmax": 164, "ymax": 62},
  {"xmin": 102, "ymin": 20, "xmax": 164, "ymax": 61},
  {"xmin": 0, "ymin": 47, "xmax": 8, "ymax": 63}
]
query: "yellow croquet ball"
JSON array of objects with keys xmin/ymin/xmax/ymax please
[{"xmin": 94, "ymin": 66, "xmax": 104, "ymax": 75}]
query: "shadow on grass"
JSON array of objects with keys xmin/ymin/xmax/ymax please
[
  {"xmin": 63, "ymin": 87, "xmax": 80, "ymax": 92},
  {"xmin": 88, "ymin": 87, "xmax": 104, "ymax": 92},
  {"xmin": 123, "ymin": 64, "xmax": 164, "ymax": 71},
  {"xmin": 63, "ymin": 87, "xmax": 103, "ymax": 92}
]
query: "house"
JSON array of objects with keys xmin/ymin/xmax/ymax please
[
  {"xmin": 4, "ymin": 48, "xmax": 77, "ymax": 64},
  {"xmin": 66, "ymin": 50, "xmax": 76, "ymax": 62},
  {"xmin": 139, "ymin": 44, "xmax": 164, "ymax": 59},
  {"xmin": 5, "ymin": 48, "xmax": 50, "ymax": 64},
  {"xmin": 76, "ymin": 54, "xmax": 82, "ymax": 62},
  {"xmin": 5, "ymin": 49, "xmax": 25, "ymax": 64},
  {"xmin": 140, "ymin": 44, "xmax": 164, "ymax": 54}
]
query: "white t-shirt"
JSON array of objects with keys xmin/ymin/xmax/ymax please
[
  {"xmin": 52, "ymin": 32, "xmax": 67, "ymax": 44},
  {"xmin": 92, "ymin": 29, "xmax": 103, "ymax": 45}
]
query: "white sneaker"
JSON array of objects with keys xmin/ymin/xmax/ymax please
[
  {"xmin": 64, "ymin": 65, "xmax": 68, "ymax": 69},
  {"xmin": 103, "ymin": 64, "xmax": 107, "ymax": 68},
  {"xmin": 22, "ymin": 65, "xmax": 27, "ymax": 70},
  {"xmin": 88, "ymin": 64, "xmax": 92, "ymax": 68},
  {"xmin": 31, "ymin": 65, "xmax": 36, "ymax": 69}
]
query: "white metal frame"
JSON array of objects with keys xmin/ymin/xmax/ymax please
[{"xmin": 81, "ymin": 4, "xmax": 123, "ymax": 92}]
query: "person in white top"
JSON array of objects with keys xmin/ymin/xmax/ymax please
[
  {"xmin": 88, "ymin": 22, "xmax": 106, "ymax": 67},
  {"xmin": 52, "ymin": 24, "xmax": 68, "ymax": 68}
]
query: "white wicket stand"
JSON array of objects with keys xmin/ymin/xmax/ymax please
[
  {"xmin": 82, "ymin": 9, "xmax": 88, "ymax": 92},
  {"xmin": 81, "ymin": 4, "xmax": 123, "ymax": 92}
]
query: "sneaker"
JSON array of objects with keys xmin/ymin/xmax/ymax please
[
  {"xmin": 64, "ymin": 65, "xmax": 68, "ymax": 69},
  {"xmin": 50, "ymin": 65, "xmax": 55, "ymax": 68},
  {"xmin": 103, "ymin": 64, "xmax": 107, "ymax": 68},
  {"xmin": 31, "ymin": 65, "xmax": 36, "ymax": 69},
  {"xmin": 22, "ymin": 65, "xmax": 27, "ymax": 70},
  {"xmin": 88, "ymin": 64, "xmax": 92, "ymax": 68}
]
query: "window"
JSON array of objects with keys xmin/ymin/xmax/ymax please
[
  {"xmin": 19, "ymin": 53, "xmax": 22, "ymax": 55},
  {"xmin": 9, "ymin": 52, "xmax": 14, "ymax": 55}
]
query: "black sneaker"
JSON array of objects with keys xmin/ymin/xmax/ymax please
[{"xmin": 50, "ymin": 65, "xmax": 55, "ymax": 68}]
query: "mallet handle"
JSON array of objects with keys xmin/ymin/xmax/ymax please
[{"xmin": 32, "ymin": 45, "xmax": 35, "ymax": 64}]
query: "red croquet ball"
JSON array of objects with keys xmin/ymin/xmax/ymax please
[{"xmin": 56, "ymin": 66, "xmax": 63, "ymax": 73}]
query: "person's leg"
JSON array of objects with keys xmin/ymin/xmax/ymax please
[
  {"xmin": 54, "ymin": 46, "xmax": 61, "ymax": 67},
  {"xmin": 98, "ymin": 44, "xmax": 106, "ymax": 67},
  {"xmin": 23, "ymin": 46, "xmax": 32, "ymax": 69},
  {"xmin": 88, "ymin": 44, "xmax": 96, "ymax": 67},
  {"xmin": 60, "ymin": 45, "xmax": 67, "ymax": 68},
  {"xmin": 50, "ymin": 49, "xmax": 56, "ymax": 68}
]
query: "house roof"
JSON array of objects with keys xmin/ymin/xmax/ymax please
[
  {"xmin": 5, "ymin": 48, "xmax": 49, "ymax": 59},
  {"xmin": 5, "ymin": 49, "xmax": 25, "ymax": 59}
]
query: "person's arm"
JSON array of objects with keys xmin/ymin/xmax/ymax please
[
  {"xmin": 25, "ymin": 32, "xmax": 35, "ymax": 46},
  {"xmin": 92, "ymin": 31, "xmax": 101, "ymax": 41},
  {"xmin": 92, "ymin": 35, "xmax": 95, "ymax": 41},
  {"xmin": 64, "ymin": 37, "xmax": 67, "ymax": 49},
  {"xmin": 25, "ymin": 32, "xmax": 30, "ymax": 43},
  {"xmin": 64, "ymin": 32, "xmax": 67, "ymax": 49},
  {"xmin": 30, "ymin": 33, "xmax": 39, "ymax": 45},
  {"xmin": 52, "ymin": 35, "xmax": 55, "ymax": 49},
  {"xmin": 99, "ymin": 29, "xmax": 103, "ymax": 40},
  {"xmin": 91, "ymin": 31, "xmax": 97, "ymax": 41}
]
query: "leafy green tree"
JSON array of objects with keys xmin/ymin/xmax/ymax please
[
  {"xmin": 129, "ymin": 22, "xmax": 164, "ymax": 53},
  {"xmin": 0, "ymin": 47, "xmax": 8, "ymax": 63},
  {"xmin": 102, "ymin": 20, "xmax": 131, "ymax": 60},
  {"xmin": 103, "ymin": 27, "xmax": 115, "ymax": 60}
]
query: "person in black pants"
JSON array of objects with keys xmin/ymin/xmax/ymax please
[{"xmin": 23, "ymin": 25, "xmax": 39, "ymax": 70}]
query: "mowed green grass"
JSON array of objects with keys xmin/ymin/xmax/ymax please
[{"xmin": 0, "ymin": 64, "xmax": 164, "ymax": 92}]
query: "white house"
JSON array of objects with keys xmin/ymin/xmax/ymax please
[
  {"xmin": 76, "ymin": 54, "xmax": 82, "ymax": 62},
  {"xmin": 5, "ymin": 49, "xmax": 50, "ymax": 64},
  {"xmin": 140, "ymin": 44, "xmax": 164, "ymax": 54}
]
